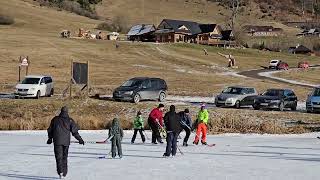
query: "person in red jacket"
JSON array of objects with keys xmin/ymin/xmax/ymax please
[{"xmin": 148, "ymin": 104, "xmax": 165, "ymax": 144}]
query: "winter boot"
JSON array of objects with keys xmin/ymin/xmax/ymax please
[
  {"xmin": 152, "ymin": 142, "xmax": 158, "ymax": 145},
  {"xmin": 201, "ymin": 141, "xmax": 207, "ymax": 145},
  {"xmin": 193, "ymin": 141, "xmax": 198, "ymax": 145},
  {"xmin": 163, "ymin": 153, "xmax": 170, "ymax": 158},
  {"xmin": 59, "ymin": 173, "xmax": 64, "ymax": 179},
  {"xmin": 183, "ymin": 142, "xmax": 188, "ymax": 146},
  {"xmin": 119, "ymin": 155, "xmax": 123, "ymax": 159}
]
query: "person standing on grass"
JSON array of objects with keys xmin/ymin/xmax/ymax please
[
  {"xmin": 163, "ymin": 105, "xmax": 182, "ymax": 157},
  {"xmin": 131, "ymin": 111, "xmax": 146, "ymax": 144},
  {"xmin": 178, "ymin": 108, "xmax": 192, "ymax": 146},
  {"xmin": 148, "ymin": 103, "xmax": 165, "ymax": 144},
  {"xmin": 108, "ymin": 118, "xmax": 124, "ymax": 159},
  {"xmin": 193, "ymin": 104, "xmax": 209, "ymax": 145},
  {"xmin": 47, "ymin": 106, "xmax": 84, "ymax": 179}
]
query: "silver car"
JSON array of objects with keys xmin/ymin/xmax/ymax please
[
  {"xmin": 306, "ymin": 87, "xmax": 320, "ymax": 113},
  {"xmin": 215, "ymin": 86, "xmax": 258, "ymax": 108}
]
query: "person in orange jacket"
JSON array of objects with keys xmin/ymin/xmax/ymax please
[{"xmin": 193, "ymin": 104, "xmax": 209, "ymax": 145}]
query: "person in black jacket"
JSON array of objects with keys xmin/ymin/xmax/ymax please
[
  {"xmin": 163, "ymin": 105, "xmax": 182, "ymax": 157},
  {"xmin": 47, "ymin": 106, "xmax": 84, "ymax": 179},
  {"xmin": 178, "ymin": 109, "xmax": 192, "ymax": 146}
]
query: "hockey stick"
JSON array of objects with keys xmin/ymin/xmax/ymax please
[
  {"xmin": 72, "ymin": 135, "xmax": 115, "ymax": 144},
  {"xmin": 177, "ymin": 142, "xmax": 184, "ymax": 155},
  {"xmin": 193, "ymin": 133, "xmax": 216, "ymax": 147},
  {"xmin": 156, "ymin": 121, "xmax": 167, "ymax": 139},
  {"xmin": 71, "ymin": 140, "xmax": 107, "ymax": 144},
  {"xmin": 143, "ymin": 130, "xmax": 149, "ymax": 140}
]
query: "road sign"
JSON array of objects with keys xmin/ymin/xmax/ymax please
[{"xmin": 20, "ymin": 58, "xmax": 28, "ymax": 66}]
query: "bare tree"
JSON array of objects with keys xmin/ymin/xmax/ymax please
[{"xmin": 230, "ymin": 0, "xmax": 240, "ymax": 31}]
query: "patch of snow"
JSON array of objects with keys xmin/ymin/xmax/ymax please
[
  {"xmin": 218, "ymin": 72, "xmax": 247, "ymax": 78},
  {"xmin": 166, "ymin": 95, "xmax": 215, "ymax": 104},
  {"xmin": 132, "ymin": 64, "xmax": 154, "ymax": 68},
  {"xmin": 174, "ymin": 68, "xmax": 187, "ymax": 73},
  {"xmin": 297, "ymin": 101, "xmax": 306, "ymax": 111},
  {"xmin": 0, "ymin": 131, "xmax": 319, "ymax": 180},
  {"xmin": 258, "ymin": 71, "xmax": 318, "ymax": 87}
]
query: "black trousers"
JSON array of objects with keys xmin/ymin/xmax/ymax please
[
  {"xmin": 182, "ymin": 126, "xmax": 191, "ymax": 143},
  {"xmin": 131, "ymin": 129, "xmax": 146, "ymax": 143},
  {"xmin": 164, "ymin": 132, "xmax": 179, "ymax": 156},
  {"xmin": 148, "ymin": 119, "xmax": 162, "ymax": 143},
  {"xmin": 54, "ymin": 145, "xmax": 69, "ymax": 176}
]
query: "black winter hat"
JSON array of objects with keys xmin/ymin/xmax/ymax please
[
  {"xmin": 158, "ymin": 104, "xmax": 165, "ymax": 108},
  {"xmin": 61, "ymin": 106, "xmax": 68, "ymax": 113},
  {"xmin": 169, "ymin": 105, "xmax": 175, "ymax": 112},
  {"xmin": 184, "ymin": 108, "xmax": 189, "ymax": 113}
]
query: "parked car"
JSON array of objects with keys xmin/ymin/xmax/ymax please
[
  {"xmin": 113, "ymin": 77, "xmax": 167, "ymax": 103},
  {"xmin": 306, "ymin": 87, "xmax": 320, "ymax": 113},
  {"xmin": 276, "ymin": 62, "xmax": 289, "ymax": 70},
  {"xmin": 253, "ymin": 89, "xmax": 297, "ymax": 111},
  {"xmin": 298, "ymin": 61, "xmax": 309, "ymax": 69},
  {"xmin": 215, "ymin": 86, "xmax": 258, "ymax": 108},
  {"xmin": 269, "ymin": 60, "xmax": 281, "ymax": 69},
  {"xmin": 14, "ymin": 75, "xmax": 54, "ymax": 99}
]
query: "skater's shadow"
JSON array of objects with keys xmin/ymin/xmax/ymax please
[
  {"xmin": 249, "ymin": 145, "xmax": 320, "ymax": 151},
  {"xmin": 20, "ymin": 153, "xmax": 98, "ymax": 159},
  {"xmin": 70, "ymin": 151, "xmax": 163, "ymax": 159},
  {"xmin": 0, "ymin": 172, "xmax": 59, "ymax": 180}
]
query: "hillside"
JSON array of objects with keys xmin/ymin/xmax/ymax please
[{"xmin": 95, "ymin": 0, "xmax": 304, "ymax": 29}]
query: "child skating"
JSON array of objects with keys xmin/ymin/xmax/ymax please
[
  {"xmin": 108, "ymin": 118, "xmax": 124, "ymax": 158},
  {"xmin": 131, "ymin": 111, "xmax": 146, "ymax": 144}
]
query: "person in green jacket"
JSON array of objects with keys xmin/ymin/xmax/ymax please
[
  {"xmin": 131, "ymin": 111, "xmax": 146, "ymax": 144},
  {"xmin": 193, "ymin": 104, "xmax": 209, "ymax": 145},
  {"xmin": 108, "ymin": 118, "xmax": 124, "ymax": 158}
]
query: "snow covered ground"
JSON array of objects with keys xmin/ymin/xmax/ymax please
[
  {"xmin": 258, "ymin": 71, "xmax": 318, "ymax": 88},
  {"xmin": 0, "ymin": 131, "xmax": 319, "ymax": 180}
]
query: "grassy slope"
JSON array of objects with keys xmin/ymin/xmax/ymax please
[
  {"xmin": 0, "ymin": 0, "xmax": 319, "ymax": 132},
  {"xmin": 275, "ymin": 68, "xmax": 320, "ymax": 85},
  {"xmin": 0, "ymin": 0, "xmax": 317, "ymax": 98}
]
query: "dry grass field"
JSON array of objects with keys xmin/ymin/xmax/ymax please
[
  {"xmin": 0, "ymin": 0, "xmax": 319, "ymax": 132},
  {"xmin": 274, "ymin": 68, "xmax": 320, "ymax": 86}
]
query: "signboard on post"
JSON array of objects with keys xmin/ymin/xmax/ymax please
[
  {"xmin": 68, "ymin": 60, "xmax": 90, "ymax": 98},
  {"xmin": 73, "ymin": 62, "xmax": 88, "ymax": 84},
  {"xmin": 18, "ymin": 56, "xmax": 30, "ymax": 82}
]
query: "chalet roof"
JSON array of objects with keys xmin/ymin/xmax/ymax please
[
  {"xmin": 289, "ymin": 45, "xmax": 311, "ymax": 53},
  {"xmin": 221, "ymin": 30, "xmax": 234, "ymax": 41},
  {"xmin": 127, "ymin": 24, "xmax": 155, "ymax": 36},
  {"xmin": 308, "ymin": 28, "xmax": 320, "ymax": 34},
  {"xmin": 243, "ymin": 25, "xmax": 283, "ymax": 32},
  {"xmin": 199, "ymin": 24, "xmax": 217, "ymax": 34},
  {"xmin": 157, "ymin": 19, "xmax": 202, "ymax": 35}
]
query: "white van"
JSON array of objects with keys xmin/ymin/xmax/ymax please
[{"xmin": 14, "ymin": 75, "xmax": 54, "ymax": 99}]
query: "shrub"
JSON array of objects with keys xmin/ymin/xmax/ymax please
[
  {"xmin": 61, "ymin": 1, "xmax": 99, "ymax": 19},
  {"xmin": 0, "ymin": 15, "xmax": 14, "ymax": 25},
  {"xmin": 313, "ymin": 42, "xmax": 320, "ymax": 52},
  {"xmin": 36, "ymin": 0, "xmax": 99, "ymax": 19},
  {"xmin": 97, "ymin": 15, "xmax": 129, "ymax": 33},
  {"xmin": 252, "ymin": 42, "xmax": 265, "ymax": 50}
]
